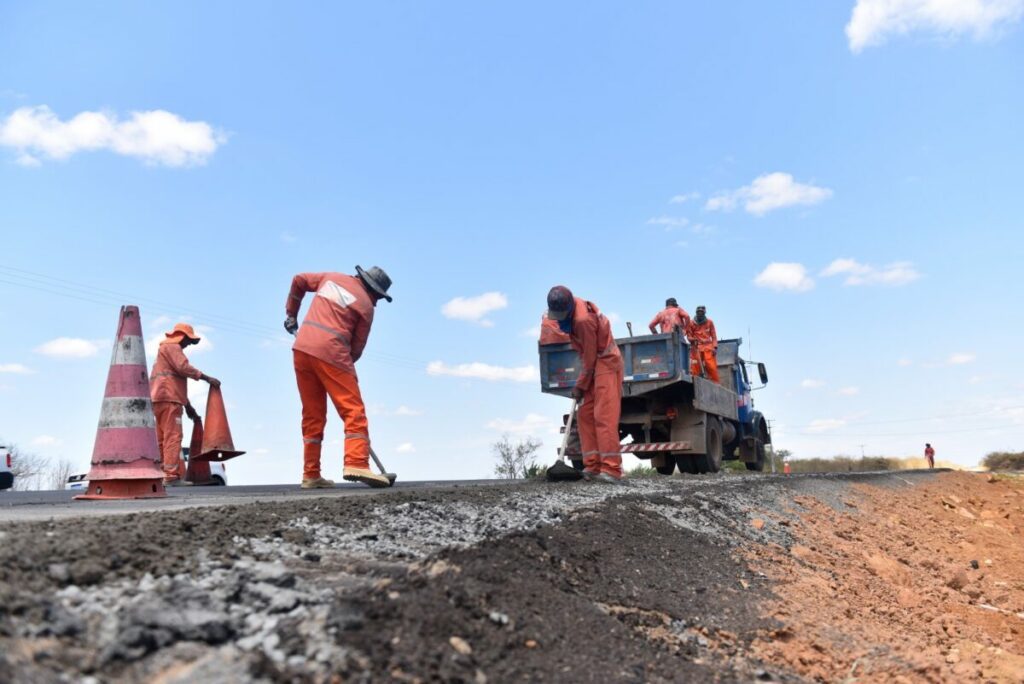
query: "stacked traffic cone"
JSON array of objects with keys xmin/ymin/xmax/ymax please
[
  {"xmin": 76, "ymin": 306, "xmax": 166, "ymax": 500},
  {"xmin": 194, "ymin": 386, "xmax": 245, "ymax": 462},
  {"xmin": 184, "ymin": 417, "xmax": 212, "ymax": 484}
]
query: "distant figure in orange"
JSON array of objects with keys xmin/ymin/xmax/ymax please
[{"xmin": 924, "ymin": 443, "xmax": 935, "ymax": 469}]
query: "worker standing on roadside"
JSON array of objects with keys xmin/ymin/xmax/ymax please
[
  {"xmin": 546, "ymin": 286, "xmax": 624, "ymax": 483},
  {"xmin": 685, "ymin": 305, "xmax": 720, "ymax": 383},
  {"xmin": 648, "ymin": 297, "xmax": 691, "ymax": 336},
  {"xmin": 284, "ymin": 266, "xmax": 393, "ymax": 489},
  {"xmin": 925, "ymin": 443, "xmax": 935, "ymax": 469},
  {"xmin": 150, "ymin": 323, "xmax": 220, "ymax": 486}
]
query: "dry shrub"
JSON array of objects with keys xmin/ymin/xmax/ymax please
[{"xmin": 982, "ymin": 451, "xmax": 1024, "ymax": 471}]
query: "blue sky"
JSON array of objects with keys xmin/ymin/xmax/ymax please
[{"xmin": 1, "ymin": 2, "xmax": 1022, "ymax": 484}]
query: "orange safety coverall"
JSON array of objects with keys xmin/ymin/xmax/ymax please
[
  {"xmin": 150, "ymin": 340, "xmax": 204, "ymax": 478},
  {"xmin": 568, "ymin": 297, "xmax": 624, "ymax": 478},
  {"xmin": 685, "ymin": 318, "xmax": 720, "ymax": 383},
  {"xmin": 925, "ymin": 446, "xmax": 935, "ymax": 468},
  {"xmin": 287, "ymin": 272, "xmax": 376, "ymax": 479},
  {"xmin": 648, "ymin": 306, "xmax": 691, "ymax": 335},
  {"xmin": 539, "ymin": 314, "xmax": 571, "ymax": 345}
]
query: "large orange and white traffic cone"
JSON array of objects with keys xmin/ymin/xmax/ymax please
[
  {"xmin": 76, "ymin": 306, "xmax": 166, "ymax": 500},
  {"xmin": 194, "ymin": 385, "xmax": 245, "ymax": 462}
]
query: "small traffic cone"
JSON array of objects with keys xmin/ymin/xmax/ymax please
[
  {"xmin": 194, "ymin": 386, "xmax": 245, "ymax": 462},
  {"xmin": 184, "ymin": 417, "xmax": 212, "ymax": 484},
  {"xmin": 76, "ymin": 306, "xmax": 165, "ymax": 500}
]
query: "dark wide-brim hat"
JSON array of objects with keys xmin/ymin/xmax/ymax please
[{"xmin": 356, "ymin": 265, "xmax": 393, "ymax": 302}]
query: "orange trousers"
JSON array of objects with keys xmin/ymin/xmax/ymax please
[
  {"xmin": 577, "ymin": 355, "xmax": 624, "ymax": 478},
  {"xmin": 153, "ymin": 401, "xmax": 185, "ymax": 479},
  {"xmin": 294, "ymin": 350, "xmax": 370, "ymax": 479},
  {"xmin": 690, "ymin": 348, "xmax": 720, "ymax": 383}
]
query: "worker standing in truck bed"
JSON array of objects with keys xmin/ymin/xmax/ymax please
[
  {"xmin": 685, "ymin": 305, "xmax": 720, "ymax": 384},
  {"xmin": 648, "ymin": 297, "xmax": 691, "ymax": 336},
  {"xmin": 546, "ymin": 286, "xmax": 624, "ymax": 483}
]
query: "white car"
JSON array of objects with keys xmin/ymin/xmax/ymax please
[
  {"xmin": 65, "ymin": 448, "xmax": 227, "ymax": 490},
  {"xmin": 0, "ymin": 445, "xmax": 13, "ymax": 491}
]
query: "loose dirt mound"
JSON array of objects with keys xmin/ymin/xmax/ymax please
[{"xmin": 748, "ymin": 472, "xmax": 1024, "ymax": 682}]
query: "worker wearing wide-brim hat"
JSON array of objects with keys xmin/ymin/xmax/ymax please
[
  {"xmin": 150, "ymin": 323, "xmax": 221, "ymax": 486},
  {"xmin": 284, "ymin": 265, "xmax": 393, "ymax": 489}
]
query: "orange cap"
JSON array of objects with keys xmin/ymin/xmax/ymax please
[{"xmin": 165, "ymin": 323, "xmax": 201, "ymax": 343}]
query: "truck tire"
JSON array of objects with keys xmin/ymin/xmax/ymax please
[
  {"xmin": 745, "ymin": 444, "xmax": 766, "ymax": 471},
  {"xmin": 675, "ymin": 454, "xmax": 699, "ymax": 475},
  {"xmin": 704, "ymin": 418, "xmax": 723, "ymax": 473},
  {"xmin": 655, "ymin": 463, "xmax": 676, "ymax": 475}
]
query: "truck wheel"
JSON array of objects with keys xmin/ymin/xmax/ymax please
[
  {"xmin": 655, "ymin": 463, "xmax": 675, "ymax": 475},
  {"xmin": 745, "ymin": 444, "xmax": 766, "ymax": 471},
  {"xmin": 675, "ymin": 454, "xmax": 698, "ymax": 475},
  {"xmin": 704, "ymin": 418, "xmax": 723, "ymax": 474}
]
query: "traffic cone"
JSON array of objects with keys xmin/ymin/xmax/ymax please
[
  {"xmin": 194, "ymin": 385, "xmax": 245, "ymax": 462},
  {"xmin": 76, "ymin": 306, "xmax": 166, "ymax": 500},
  {"xmin": 184, "ymin": 417, "xmax": 212, "ymax": 484}
]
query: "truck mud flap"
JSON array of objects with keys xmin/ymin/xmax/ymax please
[{"xmin": 692, "ymin": 377, "xmax": 738, "ymax": 421}]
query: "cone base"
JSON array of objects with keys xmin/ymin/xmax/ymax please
[
  {"xmin": 74, "ymin": 478, "xmax": 167, "ymax": 500},
  {"xmin": 193, "ymin": 449, "xmax": 246, "ymax": 462}
]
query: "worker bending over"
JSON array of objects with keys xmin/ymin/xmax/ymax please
[
  {"xmin": 685, "ymin": 305, "xmax": 719, "ymax": 383},
  {"xmin": 546, "ymin": 286, "xmax": 624, "ymax": 483},
  {"xmin": 649, "ymin": 297, "xmax": 691, "ymax": 336},
  {"xmin": 150, "ymin": 323, "xmax": 220, "ymax": 486},
  {"xmin": 285, "ymin": 266, "xmax": 393, "ymax": 489},
  {"xmin": 539, "ymin": 313, "xmax": 571, "ymax": 345}
]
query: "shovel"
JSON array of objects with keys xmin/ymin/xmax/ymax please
[
  {"xmin": 546, "ymin": 398, "xmax": 583, "ymax": 482},
  {"xmin": 369, "ymin": 446, "xmax": 398, "ymax": 486}
]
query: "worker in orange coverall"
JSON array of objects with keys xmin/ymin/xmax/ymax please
[
  {"xmin": 925, "ymin": 443, "xmax": 935, "ymax": 469},
  {"xmin": 685, "ymin": 305, "xmax": 720, "ymax": 383},
  {"xmin": 539, "ymin": 314, "xmax": 571, "ymax": 345},
  {"xmin": 150, "ymin": 323, "xmax": 220, "ymax": 486},
  {"xmin": 648, "ymin": 297, "xmax": 691, "ymax": 336},
  {"xmin": 546, "ymin": 286, "xmax": 624, "ymax": 483},
  {"xmin": 284, "ymin": 266, "xmax": 393, "ymax": 489}
]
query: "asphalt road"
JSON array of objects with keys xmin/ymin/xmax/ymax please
[{"xmin": 0, "ymin": 479, "xmax": 512, "ymax": 522}]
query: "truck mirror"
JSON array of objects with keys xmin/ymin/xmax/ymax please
[{"xmin": 757, "ymin": 363, "xmax": 768, "ymax": 384}]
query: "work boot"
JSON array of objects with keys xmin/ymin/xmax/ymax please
[
  {"xmin": 301, "ymin": 477, "xmax": 335, "ymax": 489},
  {"xmin": 595, "ymin": 473, "xmax": 626, "ymax": 485},
  {"xmin": 343, "ymin": 467, "xmax": 392, "ymax": 488},
  {"xmin": 581, "ymin": 469, "xmax": 600, "ymax": 482}
]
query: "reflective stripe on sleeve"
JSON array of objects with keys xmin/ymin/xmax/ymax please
[{"xmin": 303, "ymin": 438, "xmax": 323, "ymax": 444}]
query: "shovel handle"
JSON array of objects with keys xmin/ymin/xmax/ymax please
[{"xmin": 557, "ymin": 399, "xmax": 579, "ymax": 462}]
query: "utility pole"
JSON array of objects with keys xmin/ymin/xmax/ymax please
[{"xmin": 858, "ymin": 443, "xmax": 866, "ymax": 458}]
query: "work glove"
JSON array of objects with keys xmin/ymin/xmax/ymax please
[
  {"xmin": 202, "ymin": 374, "xmax": 221, "ymax": 388},
  {"xmin": 284, "ymin": 316, "xmax": 298, "ymax": 335},
  {"xmin": 184, "ymin": 403, "xmax": 199, "ymax": 421},
  {"xmin": 571, "ymin": 386, "xmax": 584, "ymax": 401}
]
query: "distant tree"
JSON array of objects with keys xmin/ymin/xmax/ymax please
[
  {"xmin": 46, "ymin": 459, "xmax": 75, "ymax": 491},
  {"xmin": 4, "ymin": 443, "xmax": 51, "ymax": 491},
  {"xmin": 492, "ymin": 435, "xmax": 542, "ymax": 479},
  {"xmin": 982, "ymin": 451, "xmax": 1024, "ymax": 471}
]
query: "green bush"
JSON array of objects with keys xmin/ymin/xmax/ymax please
[
  {"xmin": 627, "ymin": 463, "xmax": 659, "ymax": 478},
  {"xmin": 982, "ymin": 451, "xmax": 1024, "ymax": 471}
]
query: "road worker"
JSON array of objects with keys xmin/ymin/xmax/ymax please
[
  {"xmin": 284, "ymin": 266, "xmax": 393, "ymax": 489},
  {"xmin": 924, "ymin": 443, "xmax": 935, "ymax": 469},
  {"xmin": 539, "ymin": 313, "xmax": 571, "ymax": 345},
  {"xmin": 150, "ymin": 323, "xmax": 220, "ymax": 486},
  {"xmin": 685, "ymin": 305, "xmax": 720, "ymax": 383},
  {"xmin": 546, "ymin": 286, "xmax": 624, "ymax": 483},
  {"xmin": 648, "ymin": 297, "xmax": 691, "ymax": 336}
]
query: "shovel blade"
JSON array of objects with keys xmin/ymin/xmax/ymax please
[{"xmin": 546, "ymin": 460, "xmax": 583, "ymax": 482}]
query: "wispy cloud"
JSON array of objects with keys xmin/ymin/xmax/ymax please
[
  {"xmin": 646, "ymin": 216, "xmax": 689, "ymax": 229},
  {"xmin": 34, "ymin": 337, "xmax": 105, "ymax": 359},
  {"xmin": 396, "ymin": 442, "xmax": 416, "ymax": 453},
  {"xmin": 706, "ymin": 172, "xmax": 832, "ymax": 216},
  {"xmin": 280, "ymin": 231, "xmax": 298, "ymax": 243},
  {"xmin": 145, "ymin": 323, "xmax": 214, "ymax": 360},
  {"xmin": 820, "ymin": 258, "xmax": 921, "ymax": 286},
  {"xmin": 486, "ymin": 413, "xmax": 559, "ymax": 435},
  {"xmin": 837, "ymin": 386, "xmax": 861, "ymax": 396},
  {"xmin": 898, "ymin": 358, "xmax": 913, "ymax": 367},
  {"xmin": 753, "ymin": 262, "xmax": 815, "ymax": 292},
  {"xmin": 801, "ymin": 378, "xmax": 826, "ymax": 389},
  {"xmin": 669, "ymin": 191, "xmax": 700, "ymax": 204},
  {"xmin": 805, "ymin": 418, "xmax": 847, "ymax": 433},
  {"xmin": 0, "ymin": 363, "xmax": 33, "ymax": 374},
  {"xmin": 0, "ymin": 105, "xmax": 226, "ymax": 167},
  {"xmin": 441, "ymin": 292, "xmax": 508, "ymax": 327},
  {"xmin": 846, "ymin": 0, "xmax": 1024, "ymax": 53},
  {"xmin": 394, "ymin": 405, "xmax": 422, "ymax": 417},
  {"xmin": 947, "ymin": 352, "xmax": 976, "ymax": 365},
  {"xmin": 31, "ymin": 435, "xmax": 61, "ymax": 447},
  {"xmin": 427, "ymin": 361, "xmax": 535, "ymax": 383}
]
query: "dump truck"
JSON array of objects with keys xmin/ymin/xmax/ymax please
[{"xmin": 539, "ymin": 330, "xmax": 771, "ymax": 474}]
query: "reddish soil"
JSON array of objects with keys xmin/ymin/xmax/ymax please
[{"xmin": 748, "ymin": 472, "xmax": 1024, "ymax": 682}]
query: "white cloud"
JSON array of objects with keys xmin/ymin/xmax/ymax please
[
  {"xmin": 669, "ymin": 191, "xmax": 700, "ymax": 204},
  {"xmin": 801, "ymin": 378, "xmax": 826, "ymax": 389},
  {"xmin": 396, "ymin": 442, "xmax": 416, "ymax": 453},
  {"xmin": 753, "ymin": 262, "xmax": 815, "ymax": 292},
  {"xmin": 898, "ymin": 358, "xmax": 913, "ymax": 367},
  {"xmin": 0, "ymin": 105, "xmax": 225, "ymax": 167},
  {"xmin": 521, "ymin": 325, "xmax": 542, "ymax": 339},
  {"xmin": 706, "ymin": 172, "xmax": 832, "ymax": 216},
  {"xmin": 947, "ymin": 352, "xmax": 976, "ymax": 365},
  {"xmin": 690, "ymin": 223, "xmax": 715, "ymax": 235},
  {"xmin": 647, "ymin": 216, "xmax": 689, "ymax": 229},
  {"xmin": 394, "ymin": 405, "xmax": 422, "ymax": 417},
  {"xmin": 34, "ymin": 337, "xmax": 104, "ymax": 359},
  {"xmin": 0, "ymin": 363, "xmax": 33, "ymax": 374},
  {"xmin": 427, "ymin": 361, "xmax": 535, "ymax": 383},
  {"xmin": 837, "ymin": 386, "xmax": 861, "ymax": 396},
  {"xmin": 441, "ymin": 292, "xmax": 508, "ymax": 327},
  {"xmin": 486, "ymin": 413, "xmax": 560, "ymax": 435},
  {"xmin": 145, "ymin": 324, "xmax": 214, "ymax": 360},
  {"xmin": 806, "ymin": 418, "xmax": 847, "ymax": 433},
  {"xmin": 820, "ymin": 258, "xmax": 921, "ymax": 286},
  {"xmin": 280, "ymin": 231, "xmax": 297, "ymax": 243},
  {"xmin": 31, "ymin": 435, "xmax": 61, "ymax": 447},
  {"xmin": 846, "ymin": 0, "xmax": 1024, "ymax": 53}
]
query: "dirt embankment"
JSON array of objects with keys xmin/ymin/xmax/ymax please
[{"xmin": 1, "ymin": 471, "xmax": 1021, "ymax": 683}]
